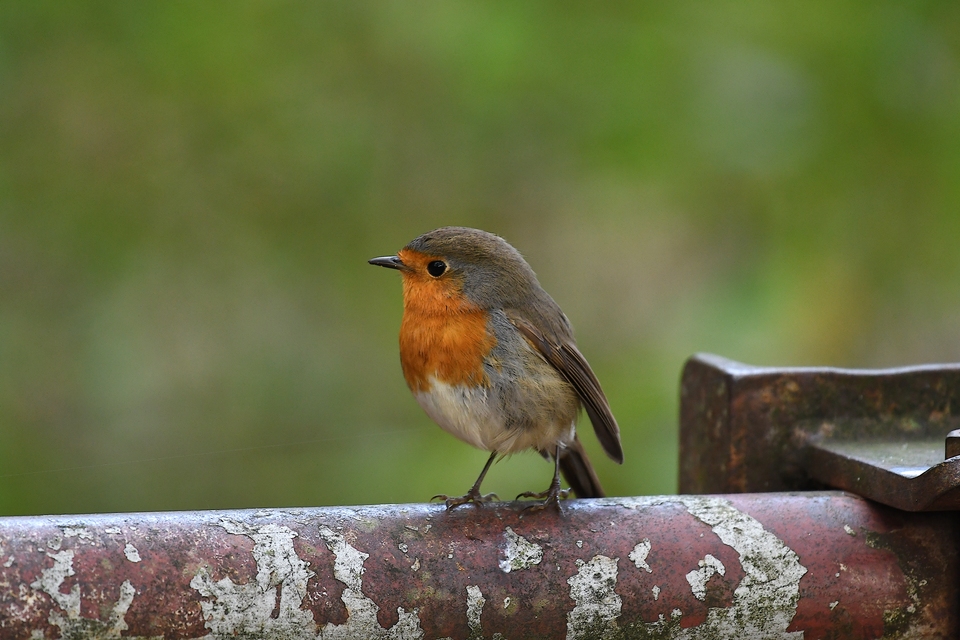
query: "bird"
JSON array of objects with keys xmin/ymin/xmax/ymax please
[{"xmin": 369, "ymin": 227, "xmax": 622, "ymax": 510}]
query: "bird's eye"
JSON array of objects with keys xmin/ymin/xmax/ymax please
[{"xmin": 427, "ymin": 260, "xmax": 447, "ymax": 277}]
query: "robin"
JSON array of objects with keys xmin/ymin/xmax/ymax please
[{"xmin": 369, "ymin": 227, "xmax": 622, "ymax": 510}]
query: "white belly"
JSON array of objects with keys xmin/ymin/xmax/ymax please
[{"xmin": 415, "ymin": 376, "xmax": 575, "ymax": 454}]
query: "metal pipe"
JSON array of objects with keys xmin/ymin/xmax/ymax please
[{"xmin": 1, "ymin": 492, "xmax": 955, "ymax": 639}]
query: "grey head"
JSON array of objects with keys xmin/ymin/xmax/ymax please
[{"xmin": 404, "ymin": 227, "xmax": 572, "ymax": 338}]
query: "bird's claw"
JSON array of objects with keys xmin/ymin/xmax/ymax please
[
  {"xmin": 516, "ymin": 485, "xmax": 570, "ymax": 513},
  {"xmin": 432, "ymin": 490, "xmax": 499, "ymax": 510}
]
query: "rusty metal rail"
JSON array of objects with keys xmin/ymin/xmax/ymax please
[{"xmin": 1, "ymin": 493, "xmax": 956, "ymax": 638}]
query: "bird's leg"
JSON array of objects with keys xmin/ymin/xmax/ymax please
[
  {"xmin": 517, "ymin": 445, "xmax": 570, "ymax": 511},
  {"xmin": 432, "ymin": 451, "xmax": 500, "ymax": 509}
]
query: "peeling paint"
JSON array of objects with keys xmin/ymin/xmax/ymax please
[
  {"xmin": 466, "ymin": 585, "xmax": 485, "ymax": 635},
  {"xmin": 316, "ymin": 526, "xmax": 424, "ymax": 639},
  {"xmin": 659, "ymin": 496, "xmax": 806, "ymax": 639},
  {"xmin": 685, "ymin": 554, "xmax": 725, "ymax": 601},
  {"xmin": 609, "ymin": 496, "xmax": 808, "ymax": 638},
  {"xmin": 566, "ymin": 555, "xmax": 621, "ymax": 640},
  {"xmin": 31, "ymin": 550, "xmax": 79, "ymax": 618},
  {"xmin": 190, "ymin": 520, "xmax": 424, "ymax": 639},
  {"xmin": 498, "ymin": 526, "xmax": 543, "ymax": 573},
  {"xmin": 680, "ymin": 496, "xmax": 805, "ymax": 637},
  {"xmin": 629, "ymin": 538, "xmax": 652, "ymax": 572},
  {"xmin": 29, "ymin": 549, "xmax": 155, "ymax": 640},
  {"xmin": 191, "ymin": 520, "xmax": 317, "ymax": 639},
  {"xmin": 60, "ymin": 527, "xmax": 93, "ymax": 542},
  {"xmin": 123, "ymin": 543, "xmax": 142, "ymax": 563}
]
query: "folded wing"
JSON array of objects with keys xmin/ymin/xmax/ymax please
[{"xmin": 508, "ymin": 313, "xmax": 623, "ymax": 464}]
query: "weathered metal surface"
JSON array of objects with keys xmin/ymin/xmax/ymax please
[
  {"xmin": 679, "ymin": 353, "xmax": 960, "ymax": 509},
  {"xmin": 806, "ymin": 436, "xmax": 960, "ymax": 510},
  {"xmin": 1, "ymin": 493, "xmax": 956, "ymax": 639},
  {"xmin": 946, "ymin": 429, "xmax": 960, "ymax": 459}
]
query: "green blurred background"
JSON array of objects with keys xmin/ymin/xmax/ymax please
[{"xmin": 2, "ymin": 2, "xmax": 959, "ymax": 516}]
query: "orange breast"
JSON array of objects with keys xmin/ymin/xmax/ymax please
[{"xmin": 397, "ymin": 251, "xmax": 496, "ymax": 392}]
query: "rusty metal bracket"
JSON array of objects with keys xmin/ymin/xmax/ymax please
[
  {"xmin": 805, "ymin": 426, "xmax": 960, "ymax": 511},
  {"xmin": 680, "ymin": 353, "xmax": 960, "ymax": 511}
]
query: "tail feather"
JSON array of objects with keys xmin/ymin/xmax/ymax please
[{"xmin": 559, "ymin": 436, "xmax": 605, "ymax": 498}]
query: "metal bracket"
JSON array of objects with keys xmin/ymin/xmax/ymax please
[{"xmin": 679, "ymin": 353, "xmax": 960, "ymax": 511}]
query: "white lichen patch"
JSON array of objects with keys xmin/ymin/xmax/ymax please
[
  {"xmin": 669, "ymin": 496, "xmax": 807, "ymax": 639},
  {"xmin": 629, "ymin": 539, "xmax": 652, "ymax": 573},
  {"xmin": 498, "ymin": 527, "xmax": 543, "ymax": 573},
  {"xmin": 604, "ymin": 495, "xmax": 808, "ymax": 639},
  {"xmin": 191, "ymin": 520, "xmax": 317, "ymax": 640},
  {"xmin": 685, "ymin": 554, "xmax": 725, "ymax": 601},
  {"xmin": 652, "ymin": 585, "xmax": 660, "ymax": 600},
  {"xmin": 31, "ymin": 550, "xmax": 80, "ymax": 618},
  {"xmin": 317, "ymin": 526, "xmax": 423, "ymax": 640},
  {"xmin": 843, "ymin": 524, "xmax": 856, "ymax": 536},
  {"xmin": 123, "ymin": 543, "xmax": 142, "ymax": 563},
  {"xmin": 61, "ymin": 527, "xmax": 94, "ymax": 542},
  {"xmin": 190, "ymin": 520, "xmax": 423, "ymax": 639},
  {"xmin": 566, "ymin": 555, "xmax": 621, "ymax": 640},
  {"xmin": 29, "ymin": 549, "xmax": 154, "ymax": 639},
  {"xmin": 466, "ymin": 585, "xmax": 485, "ymax": 634}
]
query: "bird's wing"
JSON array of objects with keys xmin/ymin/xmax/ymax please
[{"xmin": 507, "ymin": 312, "xmax": 623, "ymax": 464}]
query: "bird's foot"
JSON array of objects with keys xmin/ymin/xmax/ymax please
[
  {"xmin": 516, "ymin": 484, "xmax": 570, "ymax": 513},
  {"xmin": 432, "ymin": 488, "xmax": 499, "ymax": 510}
]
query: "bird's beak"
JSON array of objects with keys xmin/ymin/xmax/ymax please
[{"xmin": 368, "ymin": 255, "xmax": 406, "ymax": 270}]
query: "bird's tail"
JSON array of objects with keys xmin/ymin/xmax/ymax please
[{"xmin": 559, "ymin": 436, "xmax": 605, "ymax": 498}]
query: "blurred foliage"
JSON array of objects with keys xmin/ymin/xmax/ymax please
[{"xmin": 2, "ymin": 1, "xmax": 960, "ymax": 515}]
